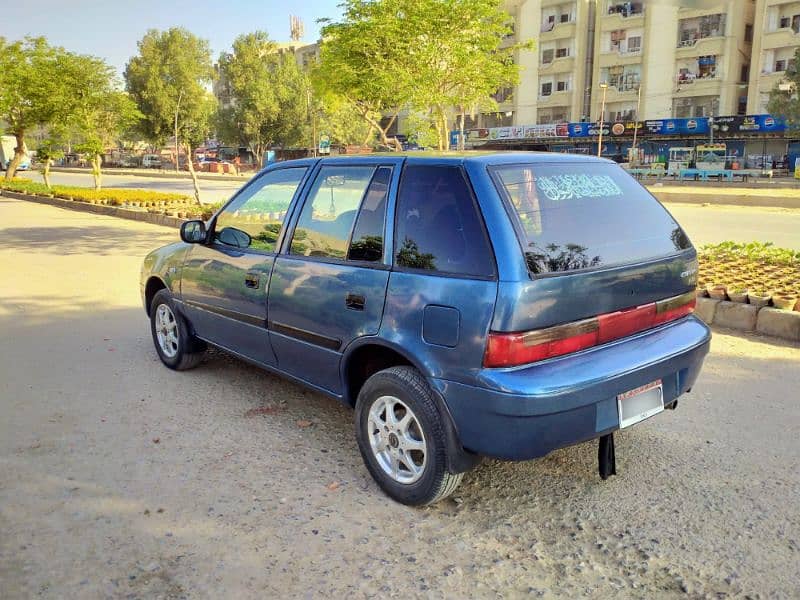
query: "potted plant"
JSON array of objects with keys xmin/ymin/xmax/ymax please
[
  {"xmin": 706, "ymin": 282, "xmax": 727, "ymax": 300},
  {"xmin": 748, "ymin": 289, "xmax": 771, "ymax": 308},
  {"xmin": 771, "ymin": 290, "xmax": 798, "ymax": 311},
  {"xmin": 727, "ymin": 286, "xmax": 749, "ymax": 303}
]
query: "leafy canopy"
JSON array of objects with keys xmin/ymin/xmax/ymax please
[
  {"xmin": 217, "ymin": 32, "xmax": 309, "ymax": 162},
  {"xmin": 124, "ymin": 28, "xmax": 216, "ymax": 146}
]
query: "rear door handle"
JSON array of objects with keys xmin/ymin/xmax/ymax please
[
  {"xmin": 345, "ymin": 293, "xmax": 365, "ymax": 311},
  {"xmin": 245, "ymin": 272, "xmax": 260, "ymax": 289}
]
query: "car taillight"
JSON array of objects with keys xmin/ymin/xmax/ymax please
[{"xmin": 483, "ymin": 291, "xmax": 696, "ymax": 368}]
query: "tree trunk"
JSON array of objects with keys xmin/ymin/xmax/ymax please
[
  {"xmin": 184, "ymin": 142, "xmax": 202, "ymax": 205},
  {"xmin": 4, "ymin": 131, "xmax": 26, "ymax": 181},
  {"xmin": 43, "ymin": 158, "xmax": 53, "ymax": 189},
  {"xmin": 91, "ymin": 155, "xmax": 102, "ymax": 190},
  {"xmin": 458, "ymin": 110, "xmax": 466, "ymax": 152},
  {"xmin": 439, "ymin": 111, "xmax": 450, "ymax": 152}
]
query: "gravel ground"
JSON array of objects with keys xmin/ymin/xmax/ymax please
[{"xmin": 1, "ymin": 197, "xmax": 799, "ymax": 599}]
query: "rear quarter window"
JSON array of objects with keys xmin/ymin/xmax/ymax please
[{"xmin": 490, "ymin": 162, "xmax": 691, "ymax": 275}]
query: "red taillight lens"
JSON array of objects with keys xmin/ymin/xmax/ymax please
[{"xmin": 483, "ymin": 291, "xmax": 696, "ymax": 368}]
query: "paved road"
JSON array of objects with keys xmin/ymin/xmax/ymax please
[
  {"xmin": 1, "ymin": 198, "xmax": 799, "ymax": 598},
  {"xmin": 27, "ymin": 170, "xmax": 245, "ymax": 205},
  {"xmin": 23, "ymin": 169, "xmax": 800, "ymax": 250}
]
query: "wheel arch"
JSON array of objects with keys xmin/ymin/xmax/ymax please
[
  {"xmin": 341, "ymin": 339, "xmax": 480, "ymax": 474},
  {"xmin": 144, "ymin": 276, "xmax": 168, "ymax": 317}
]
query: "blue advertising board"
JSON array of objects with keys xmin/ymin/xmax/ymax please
[{"xmin": 567, "ymin": 115, "xmax": 786, "ymax": 138}]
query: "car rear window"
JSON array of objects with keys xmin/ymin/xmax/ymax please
[{"xmin": 490, "ymin": 162, "xmax": 691, "ymax": 275}]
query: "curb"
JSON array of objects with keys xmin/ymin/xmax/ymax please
[
  {"xmin": 696, "ymin": 297, "xmax": 800, "ymax": 342},
  {"xmin": 0, "ymin": 190, "xmax": 188, "ymax": 229},
  {"xmin": 649, "ymin": 191, "xmax": 800, "ymax": 210},
  {"xmin": 46, "ymin": 167, "xmax": 250, "ymax": 182}
]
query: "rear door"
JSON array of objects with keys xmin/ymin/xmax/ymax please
[
  {"xmin": 179, "ymin": 165, "xmax": 311, "ymax": 365},
  {"xmin": 380, "ymin": 162, "xmax": 499, "ymax": 385},
  {"xmin": 267, "ymin": 161, "xmax": 398, "ymax": 393}
]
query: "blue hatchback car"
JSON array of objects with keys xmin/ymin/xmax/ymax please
[{"xmin": 141, "ymin": 153, "xmax": 710, "ymax": 505}]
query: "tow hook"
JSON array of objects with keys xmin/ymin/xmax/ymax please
[{"xmin": 598, "ymin": 433, "xmax": 616, "ymax": 480}]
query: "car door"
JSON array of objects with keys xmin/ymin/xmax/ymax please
[
  {"xmin": 180, "ymin": 165, "xmax": 311, "ymax": 366},
  {"xmin": 267, "ymin": 162, "xmax": 397, "ymax": 393}
]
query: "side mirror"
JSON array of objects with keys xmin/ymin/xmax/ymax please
[{"xmin": 180, "ymin": 220, "xmax": 207, "ymax": 244}]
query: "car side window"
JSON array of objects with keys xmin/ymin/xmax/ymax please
[
  {"xmin": 347, "ymin": 166, "xmax": 391, "ymax": 262},
  {"xmin": 214, "ymin": 167, "xmax": 307, "ymax": 252},
  {"xmin": 394, "ymin": 165, "xmax": 494, "ymax": 278},
  {"xmin": 290, "ymin": 165, "xmax": 377, "ymax": 259}
]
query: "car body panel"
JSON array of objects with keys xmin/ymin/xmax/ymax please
[{"xmin": 429, "ymin": 315, "xmax": 710, "ymax": 459}]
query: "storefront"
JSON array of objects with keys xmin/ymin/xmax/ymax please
[{"xmin": 457, "ymin": 114, "xmax": 796, "ymax": 172}]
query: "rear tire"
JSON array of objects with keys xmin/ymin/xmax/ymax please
[
  {"xmin": 149, "ymin": 289, "xmax": 205, "ymax": 370},
  {"xmin": 355, "ymin": 366, "xmax": 463, "ymax": 506}
]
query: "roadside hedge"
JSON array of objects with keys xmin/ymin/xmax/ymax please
[{"xmin": 0, "ymin": 178, "xmax": 192, "ymax": 206}]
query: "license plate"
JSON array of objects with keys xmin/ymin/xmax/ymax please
[{"xmin": 617, "ymin": 380, "xmax": 664, "ymax": 429}]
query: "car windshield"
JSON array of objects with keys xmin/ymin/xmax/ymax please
[{"xmin": 491, "ymin": 162, "xmax": 691, "ymax": 275}]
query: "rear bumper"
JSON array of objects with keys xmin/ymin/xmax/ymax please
[{"xmin": 429, "ymin": 315, "xmax": 711, "ymax": 460}]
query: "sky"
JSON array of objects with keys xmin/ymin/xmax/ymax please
[{"xmin": 0, "ymin": 0, "xmax": 343, "ymax": 76}]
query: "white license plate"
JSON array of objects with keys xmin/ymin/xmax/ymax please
[{"xmin": 617, "ymin": 380, "xmax": 664, "ymax": 429}]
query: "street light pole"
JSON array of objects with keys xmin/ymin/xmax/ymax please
[
  {"xmin": 631, "ymin": 83, "xmax": 642, "ymax": 165},
  {"xmin": 597, "ymin": 82, "xmax": 608, "ymax": 158}
]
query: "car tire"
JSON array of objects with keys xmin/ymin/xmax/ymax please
[
  {"xmin": 149, "ymin": 289, "xmax": 205, "ymax": 371},
  {"xmin": 355, "ymin": 366, "xmax": 463, "ymax": 506}
]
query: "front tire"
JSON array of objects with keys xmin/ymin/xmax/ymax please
[
  {"xmin": 355, "ymin": 366, "xmax": 463, "ymax": 506},
  {"xmin": 149, "ymin": 289, "xmax": 205, "ymax": 370}
]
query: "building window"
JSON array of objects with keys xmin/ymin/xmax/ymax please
[
  {"xmin": 776, "ymin": 59, "xmax": 787, "ymax": 72},
  {"xmin": 556, "ymin": 47, "xmax": 569, "ymax": 58},
  {"xmin": 560, "ymin": 12, "xmax": 570, "ymax": 23},
  {"xmin": 542, "ymin": 49, "xmax": 554, "ymax": 64},
  {"xmin": 557, "ymin": 80, "xmax": 569, "ymax": 92},
  {"xmin": 744, "ymin": 24, "xmax": 753, "ymax": 42},
  {"xmin": 740, "ymin": 64, "xmax": 749, "ymax": 83},
  {"xmin": 780, "ymin": 16, "xmax": 791, "ymax": 28},
  {"xmin": 677, "ymin": 14, "xmax": 726, "ymax": 47},
  {"xmin": 541, "ymin": 82, "xmax": 553, "ymax": 96},
  {"xmin": 607, "ymin": 2, "xmax": 643, "ymax": 17},
  {"xmin": 627, "ymin": 36, "xmax": 642, "ymax": 52}
]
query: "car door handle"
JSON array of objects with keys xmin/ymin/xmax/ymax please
[
  {"xmin": 245, "ymin": 272, "xmax": 260, "ymax": 289},
  {"xmin": 345, "ymin": 293, "xmax": 365, "ymax": 311}
]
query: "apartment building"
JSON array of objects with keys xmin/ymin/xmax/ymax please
[
  {"xmin": 499, "ymin": 0, "xmax": 762, "ymax": 126},
  {"xmin": 748, "ymin": 0, "xmax": 800, "ymax": 113}
]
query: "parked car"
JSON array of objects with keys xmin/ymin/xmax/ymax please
[
  {"xmin": 142, "ymin": 154, "xmax": 162, "ymax": 169},
  {"xmin": 141, "ymin": 153, "xmax": 710, "ymax": 505}
]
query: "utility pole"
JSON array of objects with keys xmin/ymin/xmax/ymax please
[
  {"xmin": 597, "ymin": 82, "xmax": 608, "ymax": 157},
  {"xmin": 631, "ymin": 83, "xmax": 642, "ymax": 165},
  {"xmin": 174, "ymin": 89, "xmax": 184, "ymax": 173}
]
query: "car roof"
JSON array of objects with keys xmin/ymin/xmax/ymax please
[{"xmin": 268, "ymin": 152, "xmax": 615, "ymax": 171}]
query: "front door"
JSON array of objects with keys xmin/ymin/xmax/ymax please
[
  {"xmin": 180, "ymin": 166, "xmax": 311, "ymax": 366},
  {"xmin": 267, "ymin": 163, "xmax": 396, "ymax": 393}
]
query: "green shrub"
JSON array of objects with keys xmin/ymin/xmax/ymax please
[{"xmin": 0, "ymin": 177, "xmax": 192, "ymax": 206}]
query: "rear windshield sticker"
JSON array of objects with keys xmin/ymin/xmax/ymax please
[{"xmin": 535, "ymin": 174, "xmax": 622, "ymax": 201}]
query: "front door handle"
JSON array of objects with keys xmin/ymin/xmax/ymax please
[
  {"xmin": 345, "ymin": 293, "xmax": 365, "ymax": 311},
  {"xmin": 245, "ymin": 272, "xmax": 260, "ymax": 289}
]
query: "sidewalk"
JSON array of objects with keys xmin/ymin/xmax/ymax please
[{"xmin": 648, "ymin": 183, "xmax": 800, "ymax": 209}]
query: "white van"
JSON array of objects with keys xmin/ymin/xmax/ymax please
[{"xmin": 142, "ymin": 154, "xmax": 163, "ymax": 169}]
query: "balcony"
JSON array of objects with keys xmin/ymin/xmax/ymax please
[
  {"xmin": 537, "ymin": 89, "xmax": 572, "ymax": 106},
  {"xmin": 675, "ymin": 36, "xmax": 726, "ymax": 57},
  {"xmin": 539, "ymin": 55, "xmax": 576, "ymax": 74},
  {"xmin": 601, "ymin": 2, "xmax": 644, "ymax": 30},
  {"xmin": 598, "ymin": 50, "xmax": 643, "ymax": 68},
  {"xmin": 540, "ymin": 21, "xmax": 577, "ymax": 41},
  {"xmin": 762, "ymin": 27, "xmax": 800, "ymax": 50},
  {"xmin": 674, "ymin": 75, "xmax": 722, "ymax": 96}
]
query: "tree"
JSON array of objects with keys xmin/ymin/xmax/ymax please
[
  {"xmin": 317, "ymin": 0, "xmax": 530, "ymax": 151},
  {"xmin": 34, "ymin": 135, "xmax": 65, "ymax": 190},
  {"xmin": 767, "ymin": 47, "xmax": 800, "ymax": 132},
  {"xmin": 317, "ymin": 0, "xmax": 416, "ymax": 149},
  {"xmin": 61, "ymin": 54, "xmax": 141, "ymax": 190},
  {"xmin": 0, "ymin": 37, "xmax": 78, "ymax": 180},
  {"xmin": 403, "ymin": 0, "xmax": 530, "ymax": 150},
  {"xmin": 124, "ymin": 28, "xmax": 216, "ymax": 203},
  {"xmin": 313, "ymin": 90, "xmax": 375, "ymax": 148},
  {"xmin": 217, "ymin": 32, "xmax": 309, "ymax": 166}
]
